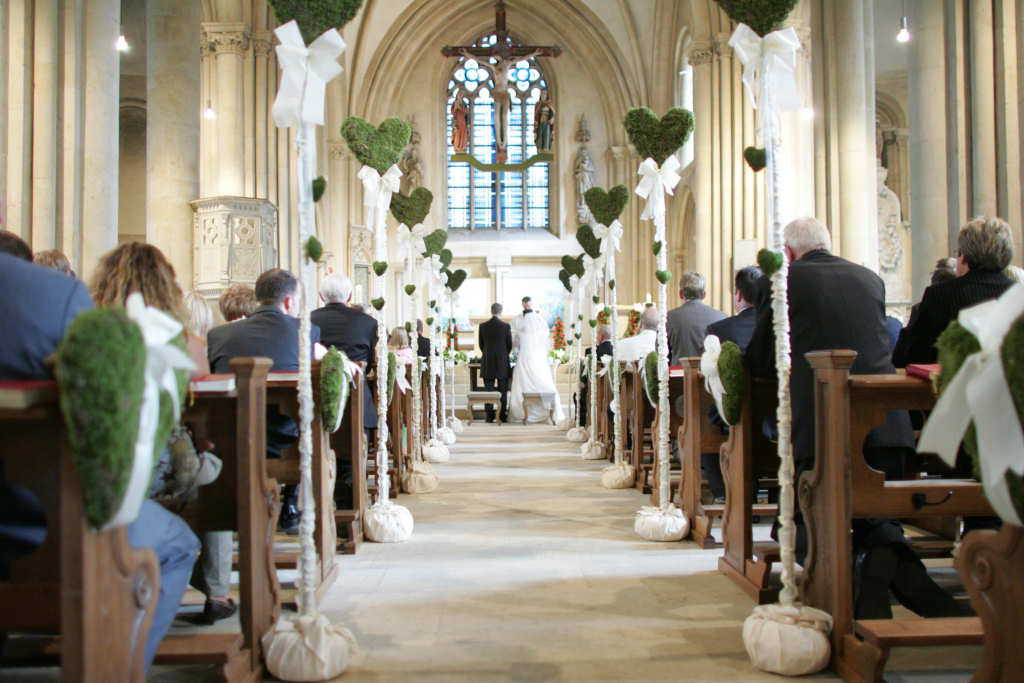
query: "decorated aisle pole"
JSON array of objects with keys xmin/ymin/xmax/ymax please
[
  {"xmin": 422, "ymin": 251, "xmax": 451, "ymax": 463},
  {"xmin": 261, "ymin": 15, "xmax": 356, "ymax": 681},
  {"xmin": 579, "ymin": 248, "xmax": 606, "ymax": 460},
  {"xmin": 560, "ymin": 271, "xmax": 588, "ymax": 442},
  {"xmin": 626, "ymin": 107, "xmax": 691, "ymax": 541}
]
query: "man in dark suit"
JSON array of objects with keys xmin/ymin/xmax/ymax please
[
  {"xmin": 747, "ymin": 217, "xmax": 961, "ymax": 620},
  {"xmin": 893, "ymin": 216, "xmax": 1014, "ymax": 367},
  {"xmin": 667, "ymin": 271, "xmax": 727, "ymax": 365},
  {"xmin": 478, "ymin": 303, "xmax": 513, "ymax": 422},
  {"xmin": 0, "ymin": 252, "xmax": 199, "ymax": 672},
  {"xmin": 416, "ymin": 319, "xmax": 431, "ymax": 358},
  {"xmin": 578, "ymin": 324, "xmax": 613, "ymax": 427}
]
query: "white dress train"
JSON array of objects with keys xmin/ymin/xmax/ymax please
[{"xmin": 507, "ymin": 312, "xmax": 565, "ymax": 424}]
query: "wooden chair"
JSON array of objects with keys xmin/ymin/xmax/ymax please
[
  {"xmin": 800, "ymin": 350, "xmax": 992, "ymax": 683},
  {"xmin": 0, "ymin": 381, "xmax": 160, "ymax": 681}
]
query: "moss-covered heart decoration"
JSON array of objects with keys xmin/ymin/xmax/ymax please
[
  {"xmin": 643, "ymin": 351, "xmax": 659, "ymax": 408},
  {"xmin": 608, "ymin": 279, "xmax": 615, "ymax": 290},
  {"xmin": 937, "ymin": 317, "xmax": 1024, "ymax": 521},
  {"xmin": 576, "ymin": 225, "xmax": 603, "ymax": 259},
  {"xmin": 757, "ymin": 248, "xmax": 784, "ymax": 276},
  {"xmin": 422, "ymin": 229, "xmax": 447, "ymax": 256},
  {"xmin": 584, "ymin": 185, "xmax": 630, "ymax": 226},
  {"xmin": 624, "ymin": 107, "xmax": 695, "ymax": 166},
  {"xmin": 373, "ymin": 261, "xmax": 388, "ymax": 276},
  {"xmin": 371, "ymin": 297, "xmax": 385, "ymax": 310},
  {"xmin": 312, "ymin": 176, "xmax": 327, "ymax": 202},
  {"xmin": 652, "ymin": 241, "xmax": 662, "ymax": 256},
  {"xmin": 744, "ymin": 146, "xmax": 766, "ymax": 172},
  {"xmin": 268, "ymin": 0, "xmax": 363, "ymax": 43},
  {"xmin": 445, "ymin": 268, "xmax": 467, "ymax": 292},
  {"xmin": 589, "ymin": 320, "xmax": 598, "ymax": 329},
  {"xmin": 592, "ymin": 296, "xmax": 600, "ymax": 304},
  {"xmin": 390, "ymin": 187, "xmax": 433, "ymax": 227},
  {"xmin": 56, "ymin": 308, "xmax": 187, "ymax": 529},
  {"xmin": 404, "ymin": 284, "xmax": 416, "ymax": 296},
  {"xmin": 305, "ymin": 236, "xmax": 324, "ymax": 262},
  {"xmin": 386, "ymin": 351, "xmax": 398, "ymax": 406},
  {"xmin": 558, "ymin": 269, "xmax": 573, "ymax": 292},
  {"xmin": 656, "ymin": 269, "xmax": 673, "ymax": 285},
  {"xmin": 426, "ymin": 316, "xmax": 434, "ymax": 326},
  {"xmin": 319, "ymin": 347, "xmax": 351, "ymax": 433},
  {"xmin": 439, "ymin": 248, "xmax": 453, "ymax": 270},
  {"xmin": 714, "ymin": 0, "xmax": 799, "ymax": 37},
  {"xmin": 718, "ymin": 341, "xmax": 747, "ymax": 425},
  {"xmin": 341, "ymin": 116, "xmax": 411, "ymax": 175},
  {"xmin": 561, "ymin": 254, "xmax": 584, "ymax": 279},
  {"xmin": 428, "ymin": 299, "xmax": 436, "ymax": 309}
]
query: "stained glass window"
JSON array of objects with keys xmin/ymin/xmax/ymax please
[{"xmin": 446, "ymin": 33, "xmax": 550, "ymax": 230}]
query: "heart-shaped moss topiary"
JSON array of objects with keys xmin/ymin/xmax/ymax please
[
  {"xmin": 757, "ymin": 248, "xmax": 784, "ymax": 276},
  {"xmin": 405, "ymin": 284, "xmax": 416, "ymax": 296},
  {"xmin": 371, "ymin": 297, "xmax": 385, "ymax": 310},
  {"xmin": 268, "ymin": 0, "xmax": 363, "ymax": 43},
  {"xmin": 422, "ymin": 229, "xmax": 447, "ymax": 256},
  {"xmin": 656, "ymin": 269, "xmax": 673, "ymax": 285},
  {"xmin": 559, "ymin": 269, "xmax": 573, "ymax": 292},
  {"xmin": 743, "ymin": 146, "xmax": 767, "ymax": 172},
  {"xmin": 426, "ymin": 316, "xmax": 434, "ymax": 326},
  {"xmin": 439, "ymin": 249, "xmax": 453, "ymax": 269},
  {"xmin": 305, "ymin": 236, "xmax": 324, "ymax": 263},
  {"xmin": 652, "ymin": 241, "xmax": 662, "ymax": 256},
  {"xmin": 561, "ymin": 254, "xmax": 585, "ymax": 279},
  {"xmin": 592, "ymin": 296, "xmax": 600, "ymax": 304},
  {"xmin": 574, "ymin": 332, "xmax": 582, "ymax": 340},
  {"xmin": 624, "ymin": 107, "xmax": 695, "ymax": 166},
  {"xmin": 445, "ymin": 268, "xmax": 467, "ymax": 292},
  {"xmin": 643, "ymin": 351, "xmax": 659, "ymax": 407},
  {"xmin": 390, "ymin": 187, "xmax": 433, "ymax": 226},
  {"xmin": 608, "ymin": 279, "xmax": 615, "ymax": 290},
  {"xmin": 718, "ymin": 341, "xmax": 747, "ymax": 425},
  {"xmin": 312, "ymin": 176, "xmax": 327, "ymax": 202},
  {"xmin": 584, "ymin": 185, "xmax": 630, "ymax": 226},
  {"xmin": 341, "ymin": 116, "xmax": 411, "ymax": 174},
  {"xmin": 714, "ymin": 0, "xmax": 799, "ymax": 37},
  {"xmin": 576, "ymin": 225, "xmax": 603, "ymax": 259},
  {"xmin": 589, "ymin": 320, "xmax": 598, "ymax": 328},
  {"xmin": 319, "ymin": 347, "xmax": 351, "ymax": 433},
  {"xmin": 428, "ymin": 299, "xmax": 436, "ymax": 309},
  {"xmin": 373, "ymin": 261, "xmax": 388, "ymax": 276},
  {"xmin": 386, "ymin": 351, "xmax": 398, "ymax": 406}
]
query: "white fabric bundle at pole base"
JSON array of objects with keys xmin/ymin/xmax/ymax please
[
  {"xmin": 601, "ymin": 461, "xmax": 634, "ymax": 489},
  {"xmin": 556, "ymin": 416, "xmax": 574, "ymax": 430},
  {"xmin": 437, "ymin": 425, "xmax": 457, "ymax": 445},
  {"xmin": 580, "ymin": 439, "xmax": 605, "ymax": 460},
  {"xmin": 742, "ymin": 605, "xmax": 832, "ymax": 676},
  {"xmin": 423, "ymin": 438, "xmax": 451, "ymax": 463},
  {"xmin": 401, "ymin": 459, "xmax": 440, "ymax": 493},
  {"xmin": 363, "ymin": 499, "xmax": 414, "ymax": 542},
  {"xmin": 262, "ymin": 614, "xmax": 357, "ymax": 682},
  {"xmin": 634, "ymin": 504, "xmax": 688, "ymax": 541},
  {"xmin": 566, "ymin": 426, "xmax": 588, "ymax": 442},
  {"xmin": 447, "ymin": 415, "xmax": 464, "ymax": 433}
]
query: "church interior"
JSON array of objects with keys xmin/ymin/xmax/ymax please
[{"xmin": 1, "ymin": 0, "xmax": 1023, "ymax": 681}]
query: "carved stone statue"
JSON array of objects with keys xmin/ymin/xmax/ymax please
[
  {"xmin": 534, "ymin": 89, "xmax": 554, "ymax": 152},
  {"xmin": 400, "ymin": 117, "xmax": 423, "ymax": 191},
  {"xmin": 877, "ymin": 163, "xmax": 910, "ymax": 306},
  {"xmin": 574, "ymin": 115, "xmax": 595, "ymax": 223}
]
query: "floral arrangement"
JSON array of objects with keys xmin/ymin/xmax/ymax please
[
  {"xmin": 596, "ymin": 307, "xmax": 610, "ymax": 326},
  {"xmin": 548, "ymin": 348, "xmax": 570, "ymax": 365},
  {"xmin": 444, "ymin": 319, "xmax": 457, "ymax": 353},
  {"xmin": 623, "ymin": 310, "xmax": 640, "ymax": 338},
  {"xmin": 553, "ymin": 316, "xmax": 566, "ymax": 350}
]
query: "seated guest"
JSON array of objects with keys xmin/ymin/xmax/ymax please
[
  {"xmin": 389, "ymin": 327, "xmax": 415, "ymax": 365},
  {"xmin": 0, "ymin": 230, "xmax": 32, "ymax": 261},
  {"xmin": 416, "ymin": 319, "xmax": 431, "ymax": 358},
  {"xmin": 207, "ymin": 268, "xmax": 321, "ymax": 533},
  {"xmin": 578, "ymin": 324, "xmax": 612, "ymax": 427},
  {"xmin": 616, "ymin": 307, "xmax": 658, "ymax": 362},
  {"xmin": 34, "ymin": 249, "xmax": 75, "ymax": 277},
  {"xmin": 668, "ymin": 271, "xmax": 726, "ymax": 365},
  {"xmin": 0, "ymin": 251, "xmax": 198, "ymax": 672},
  {"xmin": 218, "ymin": 283, "xmax": 257, "ymax": 322},
  {"xmin": 893, "ymin": 216, "xmax": 1014, "ymax": 367},
  {"xmin": 311, "ymin": 274, "xmax": 378, "ymax": 510},
  {"xmin": 747, "ymin": 217, "xmax": 959, "ymax": 620}
]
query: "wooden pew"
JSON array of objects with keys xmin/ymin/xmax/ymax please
[
  {"xmin": 331, "ymin": 371, "xmax": 368, "ymax": 554},
  {"xmin": 0, "ymin": 381, "xmax": 160, "ymax": 681},
  {"xmin": 618, "ymin": 364, "xmax": 639, "ymax": 482},
  {"xmin": 800, "ymin": 350, "xmax": 992, "ymax": 683},
  {"xmin": 625, "ymin": 364, "xmax": 657, "ymax": 492}
]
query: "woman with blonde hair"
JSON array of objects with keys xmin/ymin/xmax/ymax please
[{"xmin": 388, "ymin": 326, "xmax": 415, "ymax": 365}]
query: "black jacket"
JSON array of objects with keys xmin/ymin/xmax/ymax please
[
  {"xmin": 310, "ymin": 302, "xmax": 379, "ymax": 429},
  {"xmin": 746, "ymin": 250, "xmax": 914, "ymax": 474},
  {"xmin": 580, "ymin": 340, "xmax": 613, "ymax": 383},
  {"xmin": 705, "ymin": 306, "xmax": 757, "ymax": 353},
  {"xmin": 478, "ymin": 316, "xmax": 513, "ymax": 380},
  {"xmin": 892, "ymin": 269, "xmax": 1012, "ymax": 366},
  {"xmin": 208, "ymin": 305, "xmax": 320, "ymax": 373},
  {"xmin": 417, "ymin": 334, "xmax": 431, "ymax": 358}
]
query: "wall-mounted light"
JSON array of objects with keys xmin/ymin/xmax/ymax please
[
  {"xmin": 896, "ymin": 15, "xmax": 911, "ymax": 43},
  {"xmin": 203, "ymin": 100, "xmax": 217, "ymax": 120},
  {"xmin": 116, "ymin": 2, "xmax": 129, "ymax": 51}
]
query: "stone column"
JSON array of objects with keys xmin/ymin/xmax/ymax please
[
  {"xmin": 31, "ymin": 0, "xmax": 59, "ymax": 251},
  {"xmin": 147, "ymin": 0, "xmax": 200, "ymax": 287},
  {"xmin": 80, "ymin": 0, "xmax": 120, "ymax": 278},
  {"xmin": 970, "ymin": 0, "xmax": 998, "ymax": 216},
  {"xmin": 688, "ymin": 41, "xmax": 714, "ymax": 295},
  {"xmin": 252, "ymin": 31, "xmax": 273, "ymax": 199},
  {"xmin": 204, "ymin": 23, "xmax": 248, "ymax": 197},
  {"xmin": 908, "ymin": 0, "xmax": 950, "ymax": 297}
]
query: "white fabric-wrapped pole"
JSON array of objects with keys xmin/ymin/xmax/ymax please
[
  {"xmin": 402, "ymin": 241, "xmax": 438, "ymax": 493},
  {"xmin": 598, "ymin": 221, "xmax": 631, "ymax": 488},
  {"xmin": 581, "ymin": 286, "xmax": 605, "ymax": 460},
  {"xmin": 422, "ymin": 275, "xmax": 450, "ymax": 463},
  {"xmin": 437, "ymin": 298, "xmax": 457, "ymax": 445},
  {"xmin": 567, "ymin": 280, "xmax": 589, "ymax": 442}
]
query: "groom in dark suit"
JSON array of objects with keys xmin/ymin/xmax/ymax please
[{"xmin": 478, "ymin": 303, "xmax": 513, "ymax": 423}]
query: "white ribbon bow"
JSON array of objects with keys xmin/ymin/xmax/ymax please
[
  {"xmin": 358, "ymin": 165, "xmax": 402, "ymax": 255},
  {"xmin": 581, "ymin": 253, "xmax": 607, "ymax": 291},
  {"xmin": 594, "ymin": 220, "xmax": 624, "ymax": 275},
  {"xmin": 918, "ymin": 283, "xmax": 1024, "ymax": 526},
  {"xmin": 399, "ymin": 222, "xmax": 429, "ymax": 277},
  {"xmin": 729, "ymin": 23, "xmax": 801, "ymax": 113},
  {"xmin": 395, "ymin": 370, "xmax": 411, "ymax": 395},
  {"xmin": 271, "ymin": 21, "xmax": 345, "ymax": 128},
  {"xmin": 597, "ymin": 353, "xmax": 613, "ymax": 377},
  {"xmin": 635, "ymin": 157, "xmax": 681, "ymax": 240},
  {"xmin": 700, "ymin": 335, "xmax": 730, "ymax": 425}
]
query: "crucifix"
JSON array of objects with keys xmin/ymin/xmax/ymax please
[{"xmin": 442, "ymin": 0, "xmax": 561, "ymax": 164}]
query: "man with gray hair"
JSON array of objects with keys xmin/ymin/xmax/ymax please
[
  {"xmin": 667, "ymin": 271, "xmax": 726, "ymax": 364},
  {"xmin": 617, "ymin": 306, "xmax": 659, "ymax": 362}
]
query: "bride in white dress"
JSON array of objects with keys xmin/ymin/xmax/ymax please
[{"xmin": 507, "ymin": 309, "xmax": 565, "ymax": 424}]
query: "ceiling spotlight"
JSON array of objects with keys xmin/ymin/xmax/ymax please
[
  {"xmin": 896, "ymin": 15, "xmax": 911, "ymax": 43},
  {"xmin": 203, "ymin": 100, "xmax": 217, "ymax": 120},
  {"xmin": 115, "ymin": 33, "xmax": 130, "ymax": 51}
]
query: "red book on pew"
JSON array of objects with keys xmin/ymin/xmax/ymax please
[
  {"xmin": 0, "ymin": 379, "xmax": 58, "ymax": 408},
  {"xmin": 669, "ymin": 366, "xmax": 685, "ymax": 378},
  {"xmin": 905, "ymin": 363, "xmax": 940, "ymax": 383},
  {"xmin": 190, "ymin": 373, "xmax": 236, "ymax": 393}
]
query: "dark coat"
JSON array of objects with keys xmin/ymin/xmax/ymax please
[
  {"xmin": 0, "ymin": 253, "xmax": 93, "ymax": 380},
  {"xmin": 580, "ymin": 340, "xmax": 613, "ymax": 382},
  {"xmin": 892, "ymin": 269, "xmax": 1012, "ymax": 366},
  {"xmin": 417, "ymin": 334, "xmax": 431, "ymax": 358},
  {"xmin": 667, "ymin": 299, "xmax": 727, "ymax": 364},
  {"xmin": 478, "ymin": 316, "xmax": 513, "ymax": 380},
  {"xmin": 746, "ymin": 249, "xmax": 914, "ymax": 474},
  {"xmin": 310, "ymin": 302, "xmax": 379, "ymax": 429},
  {"xmin": 705, "ymin": 306, "xmax": 757, "ymax": 353}
]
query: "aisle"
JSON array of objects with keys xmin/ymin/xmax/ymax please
[{"xmin": 326, "ymin": 422, "xmax": 817, "ymax": 682}]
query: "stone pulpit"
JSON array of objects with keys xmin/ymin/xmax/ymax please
[{"xmin": 191, "ymin": 196, "xmax": 278, "ymax": 299}]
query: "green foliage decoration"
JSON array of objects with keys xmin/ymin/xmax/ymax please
[
  {"xmin": 404, "ymin": 284, "xmax": 416, "ymax": 296},
  {"xmin": 757, "ymin": 248, "xmax": 784, "ymax": 277},
  {"xmin": 561, "ymin": 254, "xmax": 585, "ymax": 279},
  {"xmin": 743, "ymin": 146, "xmax": 766, "ymax": 172},
  {"xmin": 558, "ymin": 269, "xmax": 573, "ymax": 292},
  {"xmin": 386, "ymin": 351, "xmax": 398, "ymax": 405},
  {"xmin": 428, "ymin": 300, "xmax": 436, "ymax": 309},
  {"xmin": 445, "ymin": 268, "xmax": 467, "ymax": 292},
  {"xmin": 312, "ymin": 176, "xmax": 327, "ymax": 202},
  {"xmin": 422, "ymin": 230, "xmax": 448, "ymax": 256},
  {"xmin": 936, "ymin": 318, "xmax": 1024, "ymax": 521},
  {"xmin": 592, "ymin": 296, "xmax": 600, "ymax": 304},
  {"xmin": 426, "ymin": 316, "xmax": 434, "ymax": 326},
  {"xmin": 643, "ymin": 351, "xmax": 659, "ymax": 408},
  {"xmin": 656, "ymin": 269, "xmax": 673, "ymax": 285},
  {"xmin": 608, "ymin": 279, "xmax": 615, "ymax": 290},
  {"xmin": 575, "ymin": 225, "xmax": 603, "ymax": 259},
  {"xmin": 390, "ymin": 187, "xmax": 433, "ymax": 226},
  {"xmin": 341, "ymin": 116, "xmax": 411, "ymax": 174},
  {"xmin": 584, "ymin": 185, "xmax": 630, "ymax": 226},
  {"xmin": 55, "ymin": 309, "xmax": 187, "ymax": 529},
  {"xmin": 372, "ymin": 261, "xmax": 388, "ymax": 276},
  {"xmin": 713, "ymin": 0, "xmax": 799, "ymax": 37},
  {"xmin": 371, "ymin": 297, "xmax": 385, "ymax": 310},
  {"xmin": 652, "ymin": 241, "xmax": 662, "ymax": 256},
  {"xmin": 305, "ymin": 236, "xmax": 324, "ymax": 263},
  {"xmin": 588, "ymin": 320, "xmax": 597, "ymax": 329},
  {"xmin": 718, "ymin": 341, "xmax": 746, "ymax": 425},
  {"xmin": 319, "ymin": 347, "xmax": 351, "ymax": 433},
  {"xmin": 268, "ymin": 0, "xmax": 363, "ymax": 43},
  {"xmin": 623, "ymin": 107, "xmax": 694, "ymax": 166},
  {"xmin": 439, "ymin": 248, "xmax": 453, "ymax": 269}
]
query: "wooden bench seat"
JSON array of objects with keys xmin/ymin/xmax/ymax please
[
  {"xmin": 849, "ymin": 618, "xmax": 983, "ymax": 683},
  {"xmin": 466, "ymin": 390, "xmax": 503, "ymax": 425},
  {"xmin": 331, "ymin": 371, "xmax": 368, "ymax": 554}
]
